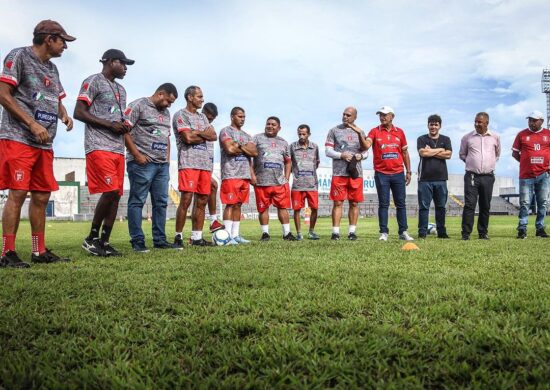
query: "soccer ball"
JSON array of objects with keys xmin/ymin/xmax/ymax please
[
  {"xmin": 212, "ymin": 229, "xmax": 231, "ymax": 246},
  {"xmin": 427, "ymin": 223, "xmax": 437, "ymax": 235}
]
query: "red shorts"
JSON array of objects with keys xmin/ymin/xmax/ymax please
[
  {"xmin": 86, "ymin": 150, "xmax": 125, "ymax": 195},
  {"xmin": 329, "ymin": 176, "xmax": 364, "ymax": 202},
  {"xmin": 178, "ymin": 169, "xmax": 212, "ymax": 195},
  {"xmin": 0, "ymin": 140, "xmax": 58, "ymax": 192},
  {"xmin": 254, "ymin": 183, "xmax": 291, "ymax": 213},
  {"xmin": 221, "ymin": 178, "xmax": 250, "ymax": 205},
  {"xmin": 291, "ymin": 190, "xmax": 318, "ymax": 210}
]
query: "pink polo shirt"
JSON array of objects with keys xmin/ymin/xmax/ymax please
[{"xmin": 459, "ymin": 130, "xmax": 501, "ymax": 174}]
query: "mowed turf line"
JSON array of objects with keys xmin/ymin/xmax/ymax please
[{"xmin": 0, "ymin": 216, "xmax": 549, "ymax": 388}]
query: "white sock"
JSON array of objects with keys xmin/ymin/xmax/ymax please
[
  {"xmin": 231, "ymin": 221, "xmax": 240, "ymax": 238},
  {"xmin": 282, "ymin": 223, "xmax": 290, "ymax": 235},
  {"xmin": 191, "ymin": 230, "xmax": 202, "ymax": 240},
  {"xmin": 175, "ymin": 232, "xmax": 183, "ymax": 239},
  {"xmin": 210, "ymin": 214, "xmax": 217, "ymax": 222},
  {"xmin": 224, "ymin": 220, "xmax": 233, "ymax": 234},
  {"xmin": 261, "ymin": 225, "xmax": 269, "ymax": 234},
  {"xmin": 349, "ymin": 225, "xmax": 356, "ymax": 234},
  {"xmin": 332, "ymin": 226, "xmax": 340, "ymax": 234}
]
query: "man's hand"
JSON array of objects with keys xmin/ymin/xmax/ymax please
[
  {"xmin": 135, "ymin": 153, "xmax": 150, "ymax": 165},
  {"xmin": 29, "ymin": 121, "xmax": 50, "ymax": 144},
  {"xmin": 354, "ymin": 153, "xmax": 363, "ymax": 161},
  {"xmin": 111, "ymin": 121, "xmax": 129, "ymax": 135},
  {"xmin": 348, "ymin": 123, "xmax": 362, "ymax": 134},
  {"xmin": 341, "ymin": 151, "xmax": 353, "ymax": 162},
  {"xmin": 405, "ymin": 172, "xmax": 411, "ymax": 186},
  {"xmin": 61, "ymin": 114, "xmax": 74, "ymax": 131}
]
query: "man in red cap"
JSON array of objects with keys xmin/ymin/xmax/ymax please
[{"xmin": 0, "ymin": 20, "xmax": 75, "ymax": 268}]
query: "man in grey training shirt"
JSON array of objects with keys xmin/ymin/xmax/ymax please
[
  {"xmin": 124, "ymin": 83, "xmax": 178, "ymax": 252},
  {"xmin": 252, "ymin": 116, "xmax": 296, "ymax": 241},
  {"xmin": 0, "ymin": 20, "xmax": 75, "ymax": 268},
  {"xmin": 74, "ymin": 49, "xmax": 134, "ymax": 257}
]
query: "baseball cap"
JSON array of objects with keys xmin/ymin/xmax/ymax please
[
  {"xmin": 33, "ymin": 20, "xmax": 76, "ymax": 42},
  {"xmin": 376, "ymin": 106, "xmax": 394, "ymax": 115},
  {"xmin": 526, "ymin": 110, "xmax": 545, "ymax": 120},
  {"xmin": 100, "ymin": 49, "xmax": 135, "ymax": 65}
]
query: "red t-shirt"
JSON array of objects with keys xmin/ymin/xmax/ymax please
[
  {"xmin": 367, "ymin": 126, "xmax": 408, "ymax": 174},
  {"xmin": 512, "ymin": 128, "xmax": 550, "ymax": 179}
]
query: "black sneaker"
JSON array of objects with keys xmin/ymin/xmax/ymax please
[
  {"xmin": 153, "ymin": 241, "xmax": 174, "ymax": 249},
  {"xmin": 437, "ymin": 233, "xmax": 450, "ymax": 239},
  {"xmin": 82, "ymin": 237, "xmax": 107, "ymax": 256},
  {"xmin": 418, "ymin": 233, "xmax": 427, "ymax": 239},
  {"xmin": 331, "ymin": 233, "xmax": 340, "ymax": 241},
  {"xmin": 31, "ymin": 248, "xmax": 71, "ymax": 264},
  {"xmin": 536, "ymin": 228, "xmax": 549, "ymax": 238},
  {"xmin": 283, "ymin": 232, "xmax": 296, "ymax": 241},
  {"xmin": 102, "ymin": 242, "xmax": 122, "ymax": 257},
  {"xmin": 172, "ymin": 236, "xmax": 184, "ymax": 249},
  {"xmin": 132, "ymin": 241, "xmax": 150, "ymax": 253},
  {"xmin": 190, "ymin": 238, "xmax": 214, "ymax": 246},
  {"xmin": 517, "ymin": 230, "xmax": 527, "ymax": 239},
  {"xmin": 1, "ymin": 251, "xmax": 30, "ymax": 268},
  {"xmin": 348, "ymin": 232, "xmax": 358, "ymax": 241},
  {"xmin": 461, "ymin": 234, "xmax": 470, "ymax": 241},
  {"xmin": 478, "ymin": 233, "xmax": 490, "ymax": 240},
  {"xmin": 260, "ymin": 232, "xmax": 271, "ymax": 242}
]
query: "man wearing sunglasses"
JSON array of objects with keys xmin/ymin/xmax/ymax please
[
  {"xmin": 74, "ymin": 49, "xmax": 134, "ymax": 257},
  {"xmin": 0, "ymin": 20, "xmax": 75, "ymax": 268}
]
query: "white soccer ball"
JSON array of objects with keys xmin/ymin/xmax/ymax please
[
  {"xmin": 427, "ymin": 223, "xmax": 437, "ymax": 235},
  {"xmin": 212, "ymin": 229, "xmax": 231, "ymax": 246}
]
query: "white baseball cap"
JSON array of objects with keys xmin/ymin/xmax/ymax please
[
  {"xmin": 526, "ymin": 110, "xmax": 545, "ymax": 120},
  {"xmin": 376, "ymin": 106, "xmax": 394, "ymax": 115}
]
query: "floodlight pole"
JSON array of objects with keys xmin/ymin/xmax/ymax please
[{"xmin": 542, "ymin": 69, "xmax": 550, "ymax": 125}]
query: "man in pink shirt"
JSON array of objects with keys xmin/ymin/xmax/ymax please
[{"xmin": 459, "ymin": 112, "xmax": 501, "ymax": 240}]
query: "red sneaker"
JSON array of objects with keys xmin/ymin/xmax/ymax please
[{"xmin": 209, "ymin": 220, "xmax": 224, "ymax": 233}]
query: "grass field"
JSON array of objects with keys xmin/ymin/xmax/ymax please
[{"xmin": 1, "ymin": 216, "xmax": 549, "ymax": 388}]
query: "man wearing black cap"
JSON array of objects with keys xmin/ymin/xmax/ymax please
[
  {"xmin": 74, "ymin": 49, "xmax": 134, "ymax": 257},
  {"xmin": 0, "ymin": 20, "xmax": 75, "ymax": 268}
]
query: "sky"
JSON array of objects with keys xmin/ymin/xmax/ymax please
[{"xmin": 2, "ymin": 0, "xmax": 550, "ymax": 182}]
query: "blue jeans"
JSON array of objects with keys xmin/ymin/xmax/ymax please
[
  {"xmin": 375, "ymin": 172, "xmax": 408, "ymax": 234},
  {"xmin": 417, "ymin": 180, "xmax": 448, "ymax": 235},
  {"xmin": 127, "ymin": 161, "xmax": 169, "ymax": 245},
  {"xmin": 518, "ymin": 172, "xmax": 550, "ymax": 231}
]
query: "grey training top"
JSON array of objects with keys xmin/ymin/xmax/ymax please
[
  {"xmin": 290, "ymin": 141, "xmax": 319, "ymax": 191},
  {"xmin": 0, "ymin": 47, "xmax": 65, "ymax": 150},
  {"xmin": 253, "ymin": 133, "xmax": 290, "ymax": 186},
  {"xmin": 172, "ymin": 108, "xmax": 214, "ymax": 171},
  {"xmin": 77, "ymin": 73, "xmax": 127, "ymax": 155},
  {"xmin": 325, "ymin": 124, "xmax": 366, "ymax": 177},
  {"xmin": 125, "ymin": 97, "xmax": 171, "ymax": 163},
  {"xmin": 219, "ymin": 126, "xmax": 253, "ymax": 180}
]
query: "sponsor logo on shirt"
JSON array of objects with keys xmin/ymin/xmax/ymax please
[
  {"xmin": 110, "ymin": 106, "xmax": 120, "ymax": 114},
  {"xmin": 34, "ymin": 110, "xmax": 58, "ymax": 123},
  {"xmin": 149, "ymin": 129, "xmax": 162, "ymax": 136},
  {"xmin": 192, "ymin": 144, "xmax": 208, "ymax": 151},
  {"xmin": 33, "ymin": 92, "xmax": 58, "ymax": 103},
  {"xmin": 152, "ymin": 142, "xmax": 167, "ymax": 151},
  {"xmin": 14, "ymin": 169, "xmax": 24, "ymax": 182},
  {"xmin": 530, "ymin": 157, "xmax": 544, "ymax": 164},
  {"xmin": 264, "ymin": 162, "xmax": 282, "ymax": 169},
  {"xmin": 124, "ymin": 107, "xmax": 132, "ymax": 116},
  {"xmin": 297, "ymin": 170, "xmax": 314, "ymax": 176},
  {"xmin": 234, "ymin": 155, "xmax": 248, "ymax": 162},
  {"xmin": 382, "ymin": 152, "xmax": 398, "ymax": 160}
]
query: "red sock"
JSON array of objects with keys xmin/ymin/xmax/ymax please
[
  {"xmin": 2, "ymin": 234, "xmax": 16, "ymax": 256},
  {"xmin": 32, "ymin": 232, "xmax": 46, "ymax": 255}
]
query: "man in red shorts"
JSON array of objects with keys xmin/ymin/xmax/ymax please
[
  {"xmin": 219, "ymin": 107, "xmax": 258, "ymax": 244},
  {"xmin": 0, "ymin": 20, "xmax": 75, "ymax": 267},
  {"xmin": 172, "ymin": 86, "xmax": 217, "ymax": 247},
  {"xmin": 251, "ymin": 116, "xmax": 296, "ymax": 241},
  {"xmin": 290, "ymin": 124, "xmax": 320, "ymax": 240},
  {"xmin": 74, "ymin": 49, "xmax": 134, "ymax": 256},
  {"xmin": 325, "ymin": 107, "xmax": 368, "ymax": 240}
]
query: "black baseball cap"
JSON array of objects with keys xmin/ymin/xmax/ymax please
[{"xmin": 100, "ymin": 49, "xmax": 135, "ymax": 65}]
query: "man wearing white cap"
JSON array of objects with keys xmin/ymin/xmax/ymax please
[
  {"xmin": 512, "ymin": 111, "xmax": 550, "ymax": 239},
  {"xmin": 365, "ymin": 106, "xmax": 414, "ymax": 241}
]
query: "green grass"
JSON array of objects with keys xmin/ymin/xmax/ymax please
[{"xmin": 1, "ymin": 216, "xmax": 549, "ymax": 388}]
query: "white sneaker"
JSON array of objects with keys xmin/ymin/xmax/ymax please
[
  {"xmin": 379, "ymin": 233, "xmax": 388, "ymax": 241},
  {"xmin": 399, "ymin": 231, "xmax": 414, "ymax": 241},
  {"xmin": 233, "ymin": 235, "xmax": 250, "ymax": 244}
]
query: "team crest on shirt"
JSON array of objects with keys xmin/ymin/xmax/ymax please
[
  {"xmin": 347, "ymin": 135, "xmax": 353, "ymax": 141},
  {"xmin": 14, "ymin": 170, "xmax": 24, "ymax": 182},
  {"xmin": 189, "ymin": 180, "xmax": 194, "ymax": 188},
  {"xmin": 43, "ymin": 77, "xmax": 51, "ymax": 87},
  {"xmin": 302, "ymin": 153, "xmax": 308, "ymax": 158},
  {"xmin": 544, "ymin": 136, "xmax": 548, "ymax": 142},
  {"xmin": 259, "ymin": 201, "xmax": 265, "ymax": 208},
  {"xmin": 104, "ymin": 176, "xmax": 112, "ymax": 185},
  {"xmin": 228, "ymin": 193, "xmax": 234, "ymax": 200},
  {"xmin": 178, "ymin": 118, "xmax": 184, "ymax": 125},
  {"xmin": 271, "ymin": 142, "xmax": 276, "ymax": 148},
  {"xmin": 158, "ymin": 115, "xmax": 164, "ymax": 123},
  {"xmin": 526, "ymin": 136, "xmax": 530, "ymax": 142},
  {"xmin": 115, "ymin": 93, "xmax": 120, "ymax": 102}
]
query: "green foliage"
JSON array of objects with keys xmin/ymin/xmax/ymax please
[{"xmin": 1, "ymin": 217, "xmax": 549, "ymax": 388}]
